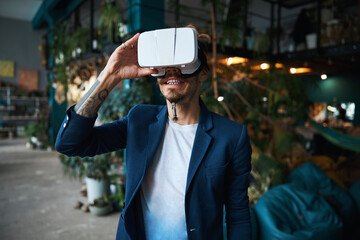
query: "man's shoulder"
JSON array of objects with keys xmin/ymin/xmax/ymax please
[
  {"xmin": 127, "ymin": 104, "xmax": 165, "ymax": 118},
  {"xmin": 210, "ymin": 111, "xmax": 246, "ymax": 134},
  {"xmin": 130, "ymin": 104, "xmax": 165, "ymax": 112}
]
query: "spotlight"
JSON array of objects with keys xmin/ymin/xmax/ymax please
[
  {"xmin": 217, "ymin": 96, "xmax": 224, "ymax": 102},
  {"xmin": 321, "ymin": 74, "xmax": 327, "ymax": 80},
  {"xmin": 260, "ymin": 63, "xmax": 270, "ymax": 70},
  {"xmin": 225, "ymin": 57, "xmax": 248, "ymax": 65},
  {"xmin": 289, "ymin": 67, "xmax": 311, "ymax": 74}
]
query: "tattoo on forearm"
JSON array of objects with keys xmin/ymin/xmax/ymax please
[
  {"xmin": 76, "ymin": 87, "xmax": 109, "ymax": 118},
  {"xmin": 74, "ymin": 80, "xmax": 100, "ymax": 112},
  {"xmin": 98, "ymin": 89, "xmax": 109, "ymax": 102}
]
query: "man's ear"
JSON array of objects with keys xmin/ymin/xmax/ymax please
[{"xmin": 199, "ymin": 67, "xmax": 209, "ymax": 82}]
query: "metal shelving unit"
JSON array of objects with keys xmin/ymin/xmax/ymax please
[
  {"xmin": 0, "ymin": 87, "xmax": 48, "ymax": 138},
  {"xmin": 263, "ymin": 0, "xmax": 360, "ymax": 72}
]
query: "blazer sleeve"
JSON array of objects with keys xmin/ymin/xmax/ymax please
[
  {"xmin": 225, "ymin": 126, "xmax": 252, "ymax": 240},
  {"xmin": 55, "ymin": 105, "xmax": 129, "ymax": 157}
]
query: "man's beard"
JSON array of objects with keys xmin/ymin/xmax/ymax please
[
  {"xmin": 165, "ymin": 89, "xmax": 186, "ymax": 103},
  {"xmin": 160, "ymin": 74, "xmax": 200, "ymax": 104}
]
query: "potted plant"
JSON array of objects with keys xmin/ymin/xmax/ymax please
[
  {"xmin": 59, "ymin": 152, "xmax": 115, "ymax": 203},
  {"xmin": 22, "ymin": 118, "xmax": 49, "ymax": 149},
  {"xmin": 89, "ymin": 194, "xmax": 113, "ymax": 216},
  {"xmin": 109, "ymin": 174, "xmax": 125, "ymax": 212}
]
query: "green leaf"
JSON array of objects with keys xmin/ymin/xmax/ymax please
[{"xmin": 273, "ymin": 127, "xmax": 293, "ymax": 155}]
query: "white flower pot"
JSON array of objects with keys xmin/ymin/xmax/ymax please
[
  {"xmin": 85, "ymin": 177, "xmax": 110, "ymax": 203},
  {"xmin": 89, "ymin": 204, "xmax": 113, "ymax": 216}
]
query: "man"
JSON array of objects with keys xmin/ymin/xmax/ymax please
[{"xmin": 55, "ymin": 29, "xmax": 252, "ymax": 240}]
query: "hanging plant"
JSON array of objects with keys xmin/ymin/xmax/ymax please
[
  {"xmin": 67, "ymin": 27, "xmax": 90, "ymax": 59},
  {"xmin": 53, "ymin": 63, "xmax": 70, "ymax": 91},
  {"xmin": 98, "ymin": 0, "xmax": 122, "ymax": 42},
  {"xmin": 51, "ymin": 22, "xmax": 70, "ymax": 64}
]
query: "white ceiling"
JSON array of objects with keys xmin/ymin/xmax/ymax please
[{"xmin": 0, "ymin": 0, "xmax": 43, "ymax": 22}]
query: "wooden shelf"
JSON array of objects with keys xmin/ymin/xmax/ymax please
[
  {"xmin": 10, "ymin": 96, "xmax": 48, "ymax": 102},
  {"xmin": 0, "ymin": 106, "xmax": 15, "ymax": 111},
  {"xmin": 2, "ymin": 116, "xmax": 40, "ymax": 121},
  {"xmin": 0, "ymin": 87, "xmax": 48, "ymax": 139}
]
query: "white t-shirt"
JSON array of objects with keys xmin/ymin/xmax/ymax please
[{"xmin": 140, "ymin": 117, "xmax": 198, "ymax": 240}]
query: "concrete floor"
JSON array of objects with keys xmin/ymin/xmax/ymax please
[{"xmin": 0, "ymin": 138, "xmax": 120, "ymax": 240}]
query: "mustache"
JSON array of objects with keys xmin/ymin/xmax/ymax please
[{"xmin": 159, "ymin": 72, "xmax": 183, "ymax": 84}]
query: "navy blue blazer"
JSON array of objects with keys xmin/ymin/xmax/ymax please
[{"xmin": 55, "ymin": 101, "xmax": 252, "ymax": 240}]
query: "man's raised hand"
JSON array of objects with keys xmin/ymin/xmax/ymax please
[{"xmin": 102, "ymin": 33, "xmax": 157, "ymax": 83}]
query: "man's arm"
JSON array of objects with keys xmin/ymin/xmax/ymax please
[
  {"xmin": 73, "ymin": 33, "xmax": 157, "ymax": 118},
  {"xmin": 225, "ymin": 126, "xmax": 252, "ymax": 240},
  {"xmin": 74, "ymin": 71, "xmax": 113, "ymax": 118},
  {"xmin": 55, "ymin": 33, "xmax": 156, "ymax": 156}
]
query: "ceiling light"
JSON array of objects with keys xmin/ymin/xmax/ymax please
[
  {"xmin": 275, "ymin": 63, "xmax": 283, "ymax": 68},
  {"xmin": 225, "ymin": 57, "xmax": 248, "ymax": 65},
  {"xmin": 289, "ymin": 67, "xmax": 311, "ymax": 74},
  {"xmin": 260, "ymin": 63, "xmax": 270, "ymax": 70},
  {"xmin": 321, "ymin": 74, "xmax": 327, "ymax": 80},
  {"xmin": 217, "ymin": 96, "xmax": 224, "ymax": 102},
  {"xmin": 250, "ymin": 63, "xmax": 272, "ymax": 70}
]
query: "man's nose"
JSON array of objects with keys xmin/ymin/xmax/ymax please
[{"xmin": 165, "ymin": 68, "xmax": 181, "ymax": 74}]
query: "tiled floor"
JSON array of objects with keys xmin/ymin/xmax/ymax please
[{"xmin": 0, "ymin": 138, "xmax": 120, "ymax": 240}]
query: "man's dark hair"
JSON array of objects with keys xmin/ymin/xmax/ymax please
[{"xmin": 185, "ymin": 24, "xmax": 210, "ymax": 71}]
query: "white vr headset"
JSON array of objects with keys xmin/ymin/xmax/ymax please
[{"xmin": 137, "ymin": 27, "xmax": 201, "ymax": 77}]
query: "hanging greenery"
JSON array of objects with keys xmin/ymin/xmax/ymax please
[
  {"xmin": 67, "ymin": 27, "xmax": 90, "ymax": 58},
  {"xmin": 98, "ymin": 0, "xmax": 122, "ymax": 42},
  {"xmin": 50, "ymin": 22, "xmax": 70, "ymax": 90}
]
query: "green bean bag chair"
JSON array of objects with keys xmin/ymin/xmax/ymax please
[
  {"xmin": 349, "ymin": 179, "xmax": 360, "ymax": 221},
  {"xmin": 254, "ymin": 183, "xmax": 343, "ymax": 240},
  {"xmin": 286, "ymin": 162, "xmax": 357, "ymax": 239}
]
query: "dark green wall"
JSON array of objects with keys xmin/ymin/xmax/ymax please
[
  {"xmin": 127, "ymin": 0, "xmax": 164, "ymax": 33},
  {"xmin": 304, "ymin": 72, "xmax": 360, "ymax": 126}
]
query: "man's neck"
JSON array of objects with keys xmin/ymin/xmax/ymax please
[{"xmin": 166, "ymin": 100, "xmax": 200, "ymax": 125}]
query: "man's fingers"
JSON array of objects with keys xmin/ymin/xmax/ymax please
[
  {"xmin": 116, "ymin": 33, "xmax": 140, "ymax": 52},
  {"xmin": 138, "ymin": 68, "xmax": 158, "ymax": 77},
  {"xmin": 128, "ymin": 33, "xmax": 140, "ymax": 44},
  {"xmin": 124, "ymin": 33, "xmax": 140, "ymax": 49}
]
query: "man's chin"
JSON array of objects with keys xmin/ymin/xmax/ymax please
[
  {"xmin": 162, "ymin": 90, "xmax": 185, "ymax": 103},
  {"xmin": 166, "ymin": 97, "xmax": 183, "ymax": 104},
  {"xmin": 164, "ymin": 94, "xmax": 184, "ymax": 104}
]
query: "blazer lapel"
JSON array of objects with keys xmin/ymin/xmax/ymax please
[
  {"xmin": 186, "ymin": 101, "xmax": 213, "ymax": 193},
  {"xmin": 145, "ymin": 105, "xmax": 168, "ymax": 172},
  {"xmin": 125, "ymin": 105, "xmax": 167, "ymax": 212}
]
